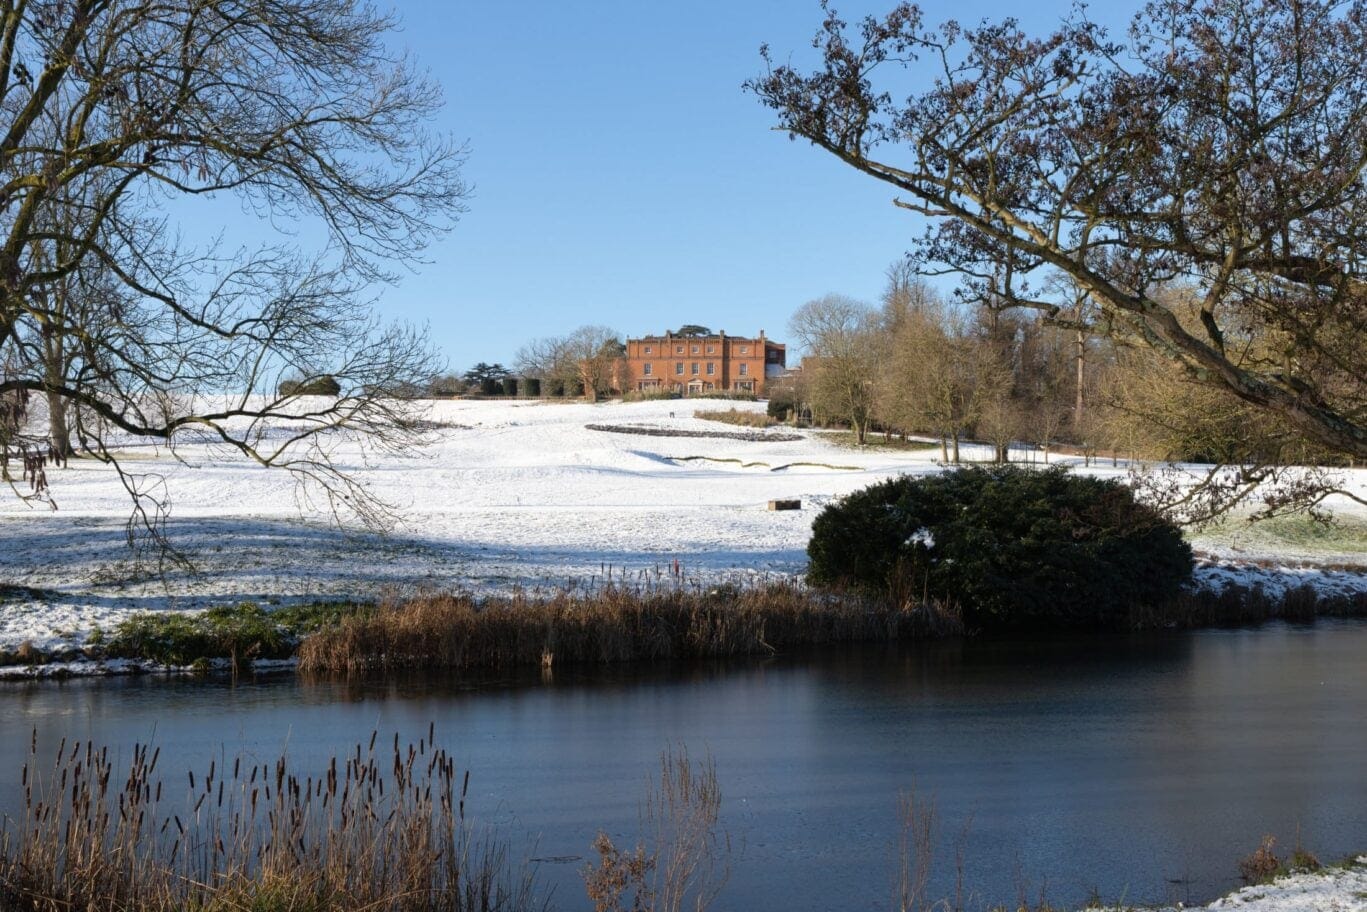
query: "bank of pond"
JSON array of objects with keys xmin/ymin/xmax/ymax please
[{"xmin": 3, "ymin": 576, "xmax": 1367, "ymax": 678}]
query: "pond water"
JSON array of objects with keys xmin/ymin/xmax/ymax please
[{"xmin": 2, "ymin": 621, "xmax": 1366, "ymax": 911}]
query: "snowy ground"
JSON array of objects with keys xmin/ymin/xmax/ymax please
[
  {"xmin": 2, "ymin": 398, "xmax": 1366, "ymax": 652},
  {"xmin": 1109, "ymin": 857, "xmax": 1367, "ymax": 912}
]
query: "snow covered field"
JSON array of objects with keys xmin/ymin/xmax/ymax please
[{"xmin": 2, "ymin": 398, "xmax": 1366, "ymax": 651}]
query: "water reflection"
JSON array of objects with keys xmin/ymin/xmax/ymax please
[{"xmin": 1, "ymin": 622, "xmax": 1364, "ymax": 911}]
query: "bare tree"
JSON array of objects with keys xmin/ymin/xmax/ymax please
[
  {"xmin": 789, "ymin": 294, "xmax": 881, "ymax": 444},
  {"xmin": 516, "ymin": 326, "xmax": 624, "ymax": 401},
  {"xmin": 750, "ymin": 0, "xmax": 1367, "ymax": 461},
  {"xmin": 879, "ymin": 258, "xmax": 936, "ymax": 333},
  {"xmin": 0, "ymin": 1, "xmax": 466, "ymax": 540},
  {"xmin": 880, "ymin": 299, "xmax": 1004, "ymax": 463}
]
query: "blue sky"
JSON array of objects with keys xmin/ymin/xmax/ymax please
[{"xmin": 340, "ymin": 1, "xmax": 1132, "ymax": 369}]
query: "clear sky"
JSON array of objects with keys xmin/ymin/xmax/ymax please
[{"xmin": 344, "ymin": 1, "xmax": 1133, "ymax": 370}]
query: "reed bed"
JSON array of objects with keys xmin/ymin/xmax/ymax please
[
  {"xmin": 297, "ymin": 582, "xmax": 959, "ymax": 675},
  {"xmin": 0, "ymin": 727, "xmax": 543, "ymax": 912},
  {"xmin": 1135, "ymin": 582, "xmax": 1367, "ymax": 629},
  {"xmin": 692, "ymin": 408, "xmax": 778, "ymax": 429}
]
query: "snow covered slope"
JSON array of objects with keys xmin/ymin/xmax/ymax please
[{"xmin": 2, "ymin": 398, "xmax": 1365, "ymax": 649}]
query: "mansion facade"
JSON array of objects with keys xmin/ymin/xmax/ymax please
[{"xmin": 624, "ymin": 330, "xmax": 786, "ymax": 396}]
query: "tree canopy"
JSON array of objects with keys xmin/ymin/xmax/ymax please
[
  {"xmin": 750, "ymin": 0, "xmax": 1367, "ymax": 460},
  {"xmin": 0, "ymin": 0, "xmax": 466, "ymax": 534}
]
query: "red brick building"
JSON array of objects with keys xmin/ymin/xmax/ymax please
[{"xmin": 624, "ymin": 330, "xmax": 786, "ymax": 396}]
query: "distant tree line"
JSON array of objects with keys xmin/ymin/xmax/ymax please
[
  {"xmin": 402, "ymin": 328, "xmax": 630, "ymax": 401},
  {"xmin": 775, "ymin": 258, "xmax": 1355, "ymax": 522}
]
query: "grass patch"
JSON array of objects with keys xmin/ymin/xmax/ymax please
[
  {"xmin": 101, "ymin": 600, "xmax": 372, "ymax": 671},
  {"xmin": 693, "ymin": 407, "xmax": 777, "ymax": 429},
  {"xmin": 1193, "ymin": 512, "xmax": 1367, "ymax": 559},
  {"xmin": 297, "ymin": 583, "xmax": 962, "ymax": 675}
]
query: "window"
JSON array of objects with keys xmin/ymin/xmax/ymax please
[
  {"xmin": 691, "ymin": 363, "xmax": 700, "ymax": 375},
  {"xmin": 740, "ymin": 346, "xmax": 749, "ymax": 354},
  {"xmin": 691, "ymin": 345, "xmax": 699, "ymax": 354},
  {"xmin": 676, "ymin": 345, "xmax": 684, "ymax": 354},
  {"xmin": 644, "ymin": 346, "xmax": 652, "ymax": 354},
  {"xmin": 739, "ymin": 363, "xmax": 748, "ymax": 376},
  {"xmin": 675, "ymin": 362, "xmax": 684, "ymax": 375},
  {"xmin": 706, "ymin": 346, "xmax": 715, "ymax": 354},
  {"xmin": 643, "ymin": 363, "xmax": 653, "ymax": 376},
  {"xmin": 706, "ymin": 363, "xmax": 715, "ymax": 376}
]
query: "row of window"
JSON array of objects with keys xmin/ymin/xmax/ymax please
[
  {"xmin": 642, "ymin": 344, "xmax": 750, "ymax": 355},
  {"xmin": 641, "ymin": 362, "xmax": 749, "ymax": 377}
]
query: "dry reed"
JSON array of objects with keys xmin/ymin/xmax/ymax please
[
  {"xmin": 297, "ymin": 582, "xmax": 961, "ymax": 675},
  {"xmin": 692, "ymin": 408, "xmax": 777, "ymax": 429},
  {"xmin": 583, "ymin": 748, "xmax": 728, "ymax": 912},
  {"xmin": 0, "ymin": 727, "xmax": 543, "ymax": 912}
]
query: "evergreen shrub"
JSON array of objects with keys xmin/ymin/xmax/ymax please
[
  {"xmin": 767, "ymin": 388, "xmax": 797, "ymax": 420},
  {"xmin": 278, "ymin": 375, "xmax": 342, "ymax": 396},
  {"xmin": 501, "ymin": 377, "xmax": 518, "ymax": 396},
  {"xmin": 807, "ymin": 465, "xmax": 1192, "ymax": 629},
  {"xmin": 523, "ymin": 377, "xmax": 541, "ymax": 397}
]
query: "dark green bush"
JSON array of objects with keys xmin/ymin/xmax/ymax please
[
  {"xmin": 501, "ymin": 377, "xmax": 518, "ymax": 396},
  {"xmin": 523, "ymin": 377, "xmax": 541, "ymax": 397},
  {"xmin": 767, "ymin": 387, "xmax": 797, "ymax": 420},
  {"xmin": 807, "ymin": 466, "xmax": 1193, "ymax": 629},
  {"xmin": 278, "ymin": 375, "xmax": 342, "ymax": 397},
  {"xmin": 478, "ymin": 377, "xmax": 499, "ymax": 396}
]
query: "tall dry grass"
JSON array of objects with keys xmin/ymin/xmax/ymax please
[
  {"xmin": 583, "ymin": 748, "xmax": 729, "ymax": 912},
  {"xmin": 692, "ymin": 408, "xmax": 777, "ymax": 429},
  {"xmin": 1133, "ymin": 582, "xmax": 1367, "ymax": 629},
  {"xmin": 0, "ymin": 727, "xmax": 543, "ymax": 912},
  {"xmin": 297, "ymin": 583, "xmax": 961, "ymax": 675}
]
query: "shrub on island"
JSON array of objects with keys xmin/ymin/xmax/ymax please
[{"xmin": 807, "ymin": 465, "xmax": 1192, "ymax": 630}]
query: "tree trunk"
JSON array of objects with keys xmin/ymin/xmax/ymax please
[
  {"xmin": 951, "ymin": 432, "xmax": 960, "ymax": 464},
  {"xmin": 1074, "ymin": 329, "xmax": 1085, "ymax": 428},
  {"xmin": 42, "ymin": 330, "xmax": 73, "ymax": 458},
  {"xmin": 46, "ymin": 389, "xmax": 72, "ymax": 458},
  {"xmin": 940, "ymin": 436, "xmax": 948, "ymax": 462}
]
